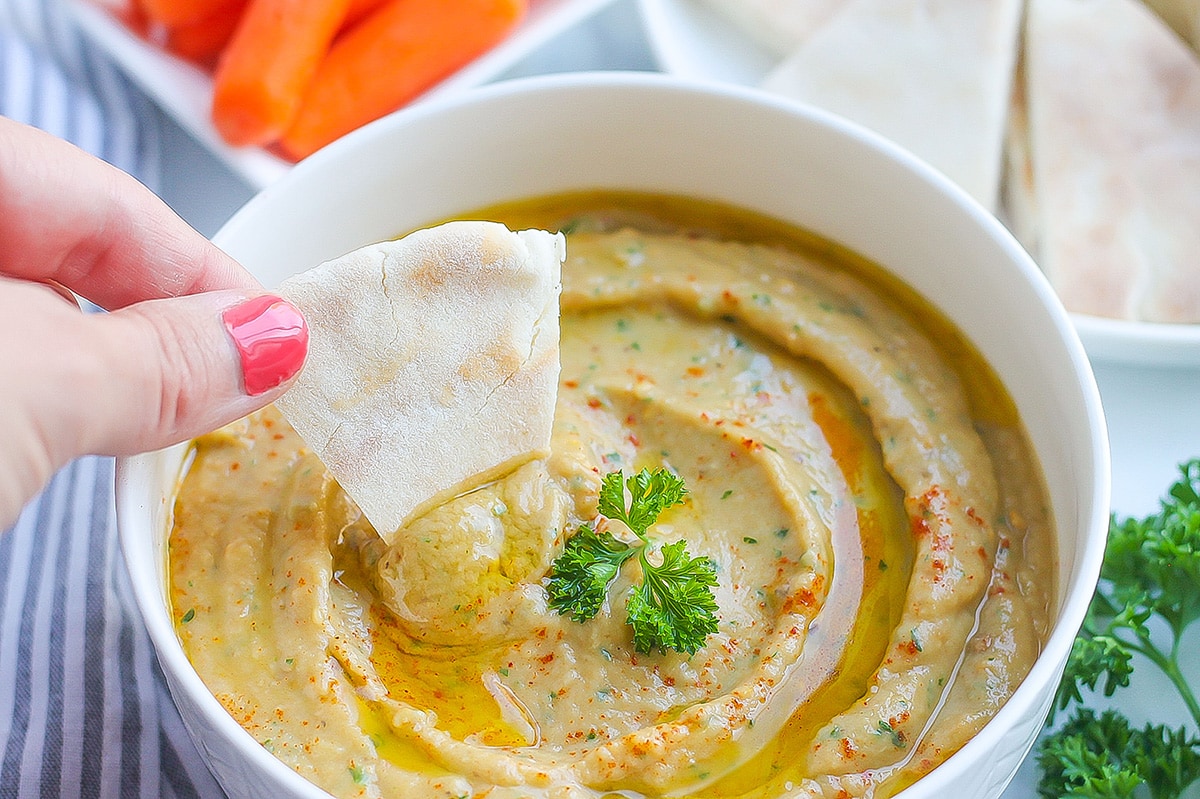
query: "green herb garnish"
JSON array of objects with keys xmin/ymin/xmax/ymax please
[
  {"xmin": 546, "ymin": 468, "xmax": 719, "ymax": 655},
  {"xmin": 1037, "ymin": 459, "xmax": 1200, "ymax": 798}
]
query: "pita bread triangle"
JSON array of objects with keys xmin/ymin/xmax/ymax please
[
  {"xmin": 275, "ymin": 221, "xmax": 565, "ymax": 542},
  {"xmin": 760, "ymin": 0, "xmax": 1023, "ymax": 211},
  {"xmin": 1013, "ymin": 0, "xmax": 1200, "ymax": 322}
]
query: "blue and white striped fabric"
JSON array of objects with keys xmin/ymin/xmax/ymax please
[{"xmin": 0, "ymin": 2, "xmax": 225, "ymax": 796}]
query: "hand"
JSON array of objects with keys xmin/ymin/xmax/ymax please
[{"xmin": 0, "ymin": 117, "xmax": 308, "ymax": 528}]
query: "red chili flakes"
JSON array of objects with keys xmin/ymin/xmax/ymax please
[
  {"xmin": 538, "ymin": 653, "xmax": 555, "ymax": 665},
  {"xmin": 783, "ymin": 588, "xmax": 817, "ymax": 613},
  {"xmin": 563, "ymin": 380, "xmax": 580, "ymax": 389},
  {"xmin": 686, "ymin": 366, "xmax": 706, "ymax": 377},
  {"xmin": 838, "ymin": 737, "xmax": 860, "ymax": 759},
  {"xmin": 721, "ymin": 289, "xmax": 739, "ymax": 306},
  {"xmin": 587, "ymin": 398, "xmax": 603, "ymax": 410},
  {"xmin": 626, "ymin": 433, "xmax": 641, "ymax": 447}
]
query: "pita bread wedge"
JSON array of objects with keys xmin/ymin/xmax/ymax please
[
  {"xmin": 760, "ymin": 0, "xmax": 1022, "ymax": 211},
  {"xmin": 697, "ymin": 0, "xmax": 846, "ymax": 57},
  {"xmin": 1015, "ymin": 0, "xmax": 1200, "ymax": 322},
  {"xmin": 275, "ymin": 221, "xmax": 565, "ymax": 542}
]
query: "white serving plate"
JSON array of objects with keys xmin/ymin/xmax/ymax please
[
  {"xmin": 69, "ymin": 0, "xmax": 619, "ymax": 189},
  {"xmin": 635, "ymin": 0, "xmax": 1200, "ymax": 368}
]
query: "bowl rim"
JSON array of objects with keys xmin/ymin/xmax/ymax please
[{"xmin": 118, "ymin": 70, "xmax": 1111, "ymax": 799}]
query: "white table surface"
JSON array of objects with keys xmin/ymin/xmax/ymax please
[{"xmin": 150, "ymin": 1, "xmax": 1200, "ymax": 794}]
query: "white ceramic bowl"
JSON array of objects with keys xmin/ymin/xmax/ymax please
[{"xmin": 116, "ymin": 72, "xmax": 1110, "ymax": 799}]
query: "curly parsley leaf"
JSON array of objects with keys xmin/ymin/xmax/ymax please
[
  {"xmin": 545, "ymin": 525, "xmax": 634, "ymax": 622},
  {"xmin": 598, "ymin": 468, "xmax": 688, "ymax": 539},
  {"xmin": 1038, "ymin": 709, "xmax": 1200, "ymax": 799},
  {"xmin": 546, "ymin": 468, "xmax": 719, "ymax": 655},
  {"xmin": 1051, "ymin": 459, "xmax": 1200, "ymax": 726},
  {"xmin": 1055, "ymin": 634, "xmax": 1137, "ymax": 711},
  {"xmin": 1040, "ymin": 459, "xmax": 1200, "ymax": 799},
  {"xmin": 627, "ymin": 540, "xmax": 719, "ymax": 655}
]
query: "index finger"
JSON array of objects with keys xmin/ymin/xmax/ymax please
[{"xmin": 0, "ymin": 116, "xmax": 260, "ymax": 309}]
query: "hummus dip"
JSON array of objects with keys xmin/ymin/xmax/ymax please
[{"xmin": 170, "ymin": 195, "xmax": 1055, "ymax": 799}]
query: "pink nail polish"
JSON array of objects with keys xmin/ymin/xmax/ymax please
[{"xmin": 222, "ymin": 295, "xmax": 308, "ymax": 396}]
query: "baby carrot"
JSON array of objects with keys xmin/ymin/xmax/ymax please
[
  {"xmin": 278, "ymin": 0, "xmax": 527, "ymax": 160},
  {"xmin": 211, "ymin": 0, "xmax": 351, "ymax": 147},
  {"xmin": 164, "ymin": 0, "xmax": 246, "ymax": 68},
  {"xmin": 140, "ymin": 0, "xmax": 231, "ymax": 27}
]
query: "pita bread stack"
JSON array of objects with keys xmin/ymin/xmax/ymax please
[
  {"xmin": 275, "ymin": 221, "xmax": 565, "ymax": 542},
  {"xmin": 696, "ymin": 0, "xmax": 1200, "ymax": 324},
  {"xmin": 759, "ymin": 0, "xmax": 1023, "ymax": 211},
  {"xmin": 1010, "ymin": 0, "xmax": 1200, "ymax": 322}
]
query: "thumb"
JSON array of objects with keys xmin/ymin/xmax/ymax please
[{"xmin": 83, "ymin": 291, "xmax": 308, "ymax": 457}]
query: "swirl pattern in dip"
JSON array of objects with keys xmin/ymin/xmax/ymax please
[{"xmin": 169, "ymin": 196, "xmax": 1055, "ymax": 799}]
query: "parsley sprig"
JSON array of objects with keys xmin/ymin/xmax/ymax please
[
  {"xmin": 1038, "ymin": 459, "xmax": 1200, "ymax": 798},
  {"xmin": 545, "ymin": 468, "xmax": 719, "ymax": 655}
]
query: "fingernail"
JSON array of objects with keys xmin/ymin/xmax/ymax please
[{"xmin": 222, "ymin": 295, "xmax": 308, "ymax": 396}]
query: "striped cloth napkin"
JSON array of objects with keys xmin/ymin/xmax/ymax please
[{"xmin": 0, "ymin": 2, "xmax": 226, "ymax": 797}]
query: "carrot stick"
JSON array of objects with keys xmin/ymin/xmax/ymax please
[
  {"xmin": 340, "ymin": 0, "xmax": 388, "ymax": 31},
  {"xmin": 211, "ymin": 0, "xmax": 351, "ymax": 147},
  {"xmin": 278, "ymin": 0, "xmax": 527, "ymax": 160},
  {"xmin": 141, "ymin": 0, "xmax": 231, "ymax": 27},
  {"xmin": 165, "ymin": 0, "xmax": 246, "ymax": 68}
]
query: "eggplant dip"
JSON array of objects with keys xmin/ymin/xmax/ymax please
[{"xmin": 169, "ymin": 196, "xmax": 1055, "ymax": 799}]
